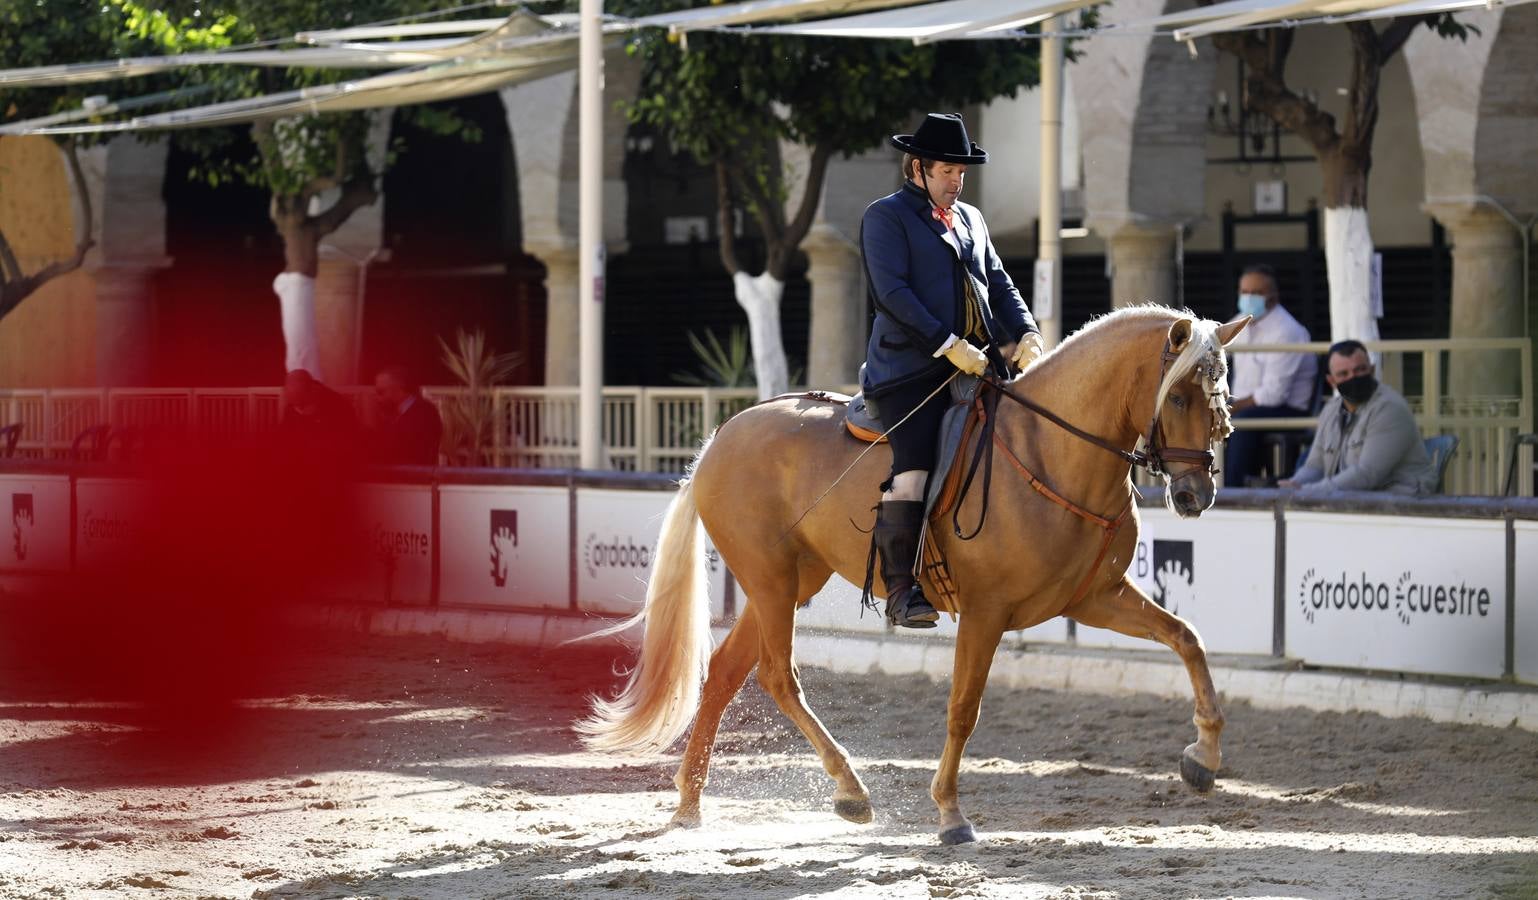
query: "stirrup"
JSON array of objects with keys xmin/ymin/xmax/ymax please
[{"xmin": 886, "ymin": 586, "xmax": 939, "ymax": 629}]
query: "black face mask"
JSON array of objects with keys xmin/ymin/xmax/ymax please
[{"xmin": 1336, "ymin": 374, "xmax": 1378, "ymax": 406}]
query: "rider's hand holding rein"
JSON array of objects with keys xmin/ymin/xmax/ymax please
[
  {"xmin": 1009, "ymin": 332, "xmax": 1045, "ymax": 373},
  {"xmin": 942, "ymin": 338, "xmax": 989, "ymax": 376}
]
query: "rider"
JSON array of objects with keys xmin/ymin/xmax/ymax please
[{"xmin": 860, "ymin": 112, "xmax": 1043, "ymax": 629}]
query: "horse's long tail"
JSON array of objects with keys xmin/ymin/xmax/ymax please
[{"xmin": 575, "ymin": 475, "xmax": 713, "ymax": 755}]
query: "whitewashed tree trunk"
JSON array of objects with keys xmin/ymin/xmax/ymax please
[
  {"xmin": 1323, "ymin": 205, "xmax": 1380, "ymax": 347},
  {"xmin": 733, "ymin": 271, "xmax": 789, "ymax": 400},
  {"xmin": 274, "ymin": 271, "xmax": 322, "ymax": 379}
]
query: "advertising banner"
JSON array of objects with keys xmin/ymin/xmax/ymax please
[
  {"xmin": 74, "ymin": 478, "xmax": 153, "ymax": 570},
  {"xmin": 439, "ymin": 485, "xmax": 570, "ymax": 610},
  {"xmin": 354, "ymin": 484, "xmax": 433, "ymax": 606},
  {"xmin": 1515, "ymin": 521, "xmax": 1538, "ymax": 685},
  {"xmin": 1285, "ymin": 513, "xmax": 1505, "ymax": 679},
  {"xmin": 1075, "ymin": 508, "xmax": 1275, "ymax": 655},
  {"xmin": 575, "ymin": 489, "xmax": 728, "ymax": 620},
  {"xmin": 0, "ymin": 475, "xmax": 70, "ymax": 573}
]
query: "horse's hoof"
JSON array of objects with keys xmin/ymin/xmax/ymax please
[
  {"xmin": 834, "ymin": 796, "xmax": 874, "ymax": 824},
  {"xmin": 669, "ymin": 810, "xmax": 702, "ymax": 830},
  {"xmin": 1180, "ymin": 753, "xmax": 1217, "ymax": 794},
  {"xmin": 938, "ymin": 823, "xmax": 977, "ymax": 845}
]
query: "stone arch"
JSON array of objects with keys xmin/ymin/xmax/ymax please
[
  {"xmin": 1409, "ymin": 6, "xmax": 1535, "ymax": 394},
  {"xmin": 501, "ymin": 49, "xmax": 637, "ymax": 385},
  {"xmin": 1475, "ymin": 3, "xmax": 1538, "ymax": 215},
  {"xmin": 1074, "ymin": 0, "xmax": 1218, "ymax": 308}
]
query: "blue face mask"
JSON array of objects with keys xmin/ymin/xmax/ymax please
[{"xmin": 1237, "ymin": 293, "xmax": 1269, "ymax": 319}]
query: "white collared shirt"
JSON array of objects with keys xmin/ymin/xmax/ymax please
[{"xmin": 1227, "ymin": 303, "xmax": 1315, "ymax": 410}]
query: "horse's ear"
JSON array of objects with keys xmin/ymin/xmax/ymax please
[
  {"xmin": 1168, "ymin": 318, "xmax": 1195, "ymax": 353},
  {"xmin": 1216, "ymin": 315, "xmax": 1251, "ymax": 347}
]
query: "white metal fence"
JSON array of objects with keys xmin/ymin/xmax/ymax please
[{"xmin": 2, "ymin": 339, "xmax": 1530, "ymax": 494}]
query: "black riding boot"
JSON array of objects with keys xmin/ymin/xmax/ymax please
[{"xmin": 874, "ymin": 500, "xmax": 940, "ymax": 629}]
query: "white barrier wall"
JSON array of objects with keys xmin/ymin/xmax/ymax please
[
  {"xmin": 75, "ymin": 478, "xmax": 152, "ymax": 570},
  {"xmin": 1285, "ymin": 513, "xmax": 1507, "ymax": 679},
  {"xmin": 1516, "ymin": 521, "xmax": 1538, "ymax": 685},
  {"xmin": 575, "ymin": 488, "xmax": 729, "ymax": 620},
  {"xmin": 7, "ymin": 463, "xmax": 1535, "ymax": 687},
  {"xmin": 1076, "ymin": 508, "xmax": 1276, "ymax": 655},
  {"xmin": 356, "ymin": 484, "xmax": 434, "ymax": 606},
  {"xmin": 0, "ymin": 474, "xmax": 70, "ymax": 574},
  {"xmin": 439, "ymin": 485, "xmax": 569, "ymax": 610}
]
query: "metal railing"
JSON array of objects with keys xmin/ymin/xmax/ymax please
[{"xmin": 1, "ymin": 335, "xmax": 1530, "ymax": 493}]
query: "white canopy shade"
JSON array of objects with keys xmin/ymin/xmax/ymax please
[
  {"xmin": 722, "ymin": 0, "xmax": 1094, "ymax": 40},
  {"xmin": 1171, "ymin": 0, "xmax": 1430, "ymax": 40},
  {"xmin": 0, "ymin": 31, "xmax": 604, "ymax": 135},
  {"xmin": 0, "ymin": 9, "xmax": 563, "ymax": 88},
  {"xmin": 1335, "ymin": 0, "xmax": 1537, "ymax": 21},
  {"xmin": 645, "ymin": 0, "xmax": 928, "ymax": 34},
  {"xmin": 295, "ymin": 17, "xmax": 513, "ymax": 44}
]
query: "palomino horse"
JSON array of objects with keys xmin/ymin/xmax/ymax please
[{"xmin": 580, "ymin": 306, "xmax": 1249, "ymax": 844}]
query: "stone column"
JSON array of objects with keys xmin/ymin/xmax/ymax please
[
  {"xmin": 80, "ymin": 136, "xmax": 172, "ymax": 385},
  {"xmin": 1429, "ymin": 203, "xmax": 1525, "ymax": 397},
  {"xmin": 501, "ymin": 74, "xmax": 580, "ymax": 387},
  {"xmin": 313, "ymin": 252, "xmax": 368, "ymax": 384},
  {"xmin": 803, "ymin": 223, "xmax": 864, "ymax": 389},
  {"xmin": 94, "ymin": 262, "xmax": 170, "ymax": 385},
  {"xmin": 1104, "ymin": 222, "xmax": 1176, "ymax": 309},
  {"xmin": 528, "ymin": 240, "xmax": 581, "ymax": 386},
  {"xmin": 312, "ymin": 110, "xmax": 392, "ymax": 386}
]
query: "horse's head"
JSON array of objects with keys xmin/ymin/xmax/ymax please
[{"xmin": 1144, "ymin": 315, "xmax": 1250, "ymax": 518}]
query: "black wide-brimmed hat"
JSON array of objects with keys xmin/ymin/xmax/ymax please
[{"xmin": 889, "ymin": 113, "xmax": 987, "ymax": 165}]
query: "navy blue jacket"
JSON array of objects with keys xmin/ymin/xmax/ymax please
[{"xmin": 860, "ymin": 181, "xmax": 1037, "ymax": 397}]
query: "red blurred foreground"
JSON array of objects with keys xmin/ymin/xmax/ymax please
[{"xmin": 1, "ymin": 435, "xmax": 372, "ymax": 732}]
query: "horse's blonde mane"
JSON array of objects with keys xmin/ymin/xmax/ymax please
[{"xmin": 1044, "ymin": 304, "xmax": 1233, "ymax": 444}]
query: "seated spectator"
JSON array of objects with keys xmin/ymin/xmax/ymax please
[
  {"xmin": 279, "ymin": 369, "xmax": 358, "ymax": 453},
  {"xmin": 1280, "ymin": 340, "xmax": 1438, "ymax": 495},
  {"xmin": 373, "ymin": 365, "xmax": 443, "ymax": 466},
  {"xmin": 1224, "ymin": 264, "xmax": 1315, "ymax": 485}
]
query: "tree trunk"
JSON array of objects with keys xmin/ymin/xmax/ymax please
[
  {"xmin": 733, "ymin": 271, "xmax": 790, "ymax": 400},
  {"xmin": 1318, "ymin": 146, "xmax": 1380, "ymax": 347},
  {"xmin": 0, "ymin": 137, "xmax": 96, "ymax": 322},
  {"xmin": 272, "ymin": 203, "xmax": 323, "ymax": 378}
]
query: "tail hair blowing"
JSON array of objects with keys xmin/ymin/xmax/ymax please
[{"xmin": 574, "ymin": 474, "xmax": 713, "ymax": 755}]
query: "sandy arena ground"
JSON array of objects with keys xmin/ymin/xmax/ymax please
[{"xmin": 0, "ymin": 628, "xmax": 1535, "ymax": 900}]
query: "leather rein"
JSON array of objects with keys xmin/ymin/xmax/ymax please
[{"xmin": 985, "ymin": 337, "xmax": 1216, "ymax": 479}]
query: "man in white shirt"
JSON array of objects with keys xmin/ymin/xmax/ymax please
[{"xmin": 1224, "ymin": 264, "xmax": 1316, "ymax": 485}]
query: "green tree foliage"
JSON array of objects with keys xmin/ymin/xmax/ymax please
[
  {"xmin": 615, "ymin": 0, "xmax": 1042, "ymax": 279},
  {"xmin": 0, "ymin": 1, "xmax": 151, "ymax": 318},
  {"xmin": 0, "ymin": 0, "xmax": 484, "ymax": 307}
]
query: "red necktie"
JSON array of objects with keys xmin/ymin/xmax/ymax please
[{"xmin": 932, "ymin": 206, "xmax": 953, "ymax": 229}]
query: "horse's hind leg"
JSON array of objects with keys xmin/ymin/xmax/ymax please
[
  {"xmin": 747, "ymin": 563, "xmax": 874, "ymax": 824},
  {"xmin": 671, "ymin": 606, "xmax": 761, "ymax": 828},
  {"xmin": 1067, "ymin": 576, "xmax": 1224, "ymax": 793}
]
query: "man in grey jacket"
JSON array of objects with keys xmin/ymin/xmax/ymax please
[{"xmin": 1280, "ymin": 340, "xmax": 1439, "ymax": 495}]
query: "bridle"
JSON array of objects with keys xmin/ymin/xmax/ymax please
[
  {"xmin": 984, "ymin": 336, "xmax": 1219, "ymax": 482},
  {"xmin": 947, "ymin": 334, "xmax": 1223, "ymax": 545}
]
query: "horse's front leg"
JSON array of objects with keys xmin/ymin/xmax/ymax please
[
  {"xmin": 931, "ymin": 609, "xmax": 1009, "ymax": 844},
  {"xmin": 1066, "ymin": 576, "xmax": 1224, "ymax": 792}
]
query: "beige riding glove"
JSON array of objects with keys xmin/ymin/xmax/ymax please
[
  {"xmin": 942, "ymin": 339, "xmax": 988, "ymax": 376},
  {"xmin": 1011, "ymin": 333, "xmax": 1044, "ymax": 371}
]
